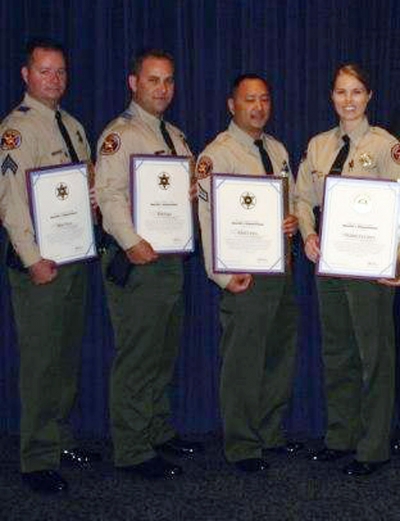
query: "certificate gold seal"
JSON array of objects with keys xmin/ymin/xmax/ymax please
[
  {"xmin": 55, "ymin": 182, "xmax": 69, "ymax": 200},
  {"xmin": 353, "ymin": 193, "xmax": 372, "ymax": 214},
  {"xmin": 158, "ymin": 172, "xmax": 170, "ymax": 190},
  {"xmin": 240, "ymin": 192, "xmax": 256, "ymax": 210}
]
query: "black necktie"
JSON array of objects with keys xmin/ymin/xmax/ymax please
[
  {"xmin": 55, "ymin": 110, "xmax": 79, "ymax": 163},
  {"xmin": 254, "ymin": 139, "xmax": 274, "ymax": 175},
  {"xmin": 329, "ymin": 134, "xmax": 350, "ymax": 175},
  {"xmin": 160, "ymin": 120, "xmax": 177, "ymax": 155}
]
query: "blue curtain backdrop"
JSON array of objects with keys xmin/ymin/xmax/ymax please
[{"xmin": 1, "ymin": 0, "xmax": 400, "ymax": 439}]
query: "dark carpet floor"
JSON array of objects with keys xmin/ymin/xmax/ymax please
[{"xmin": 1, "ymin": 434, "xmax": 400, "ymax": 521}]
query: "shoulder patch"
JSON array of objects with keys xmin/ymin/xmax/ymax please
[
  {"xmin": 196, "ymin": 156, "xmax": 213, "ymax": 179},
  {"xmin": 1, "ymin": 129, "xmax": 22, "ymax": 151},
  {"xmin": 100, "ymin": 133, "xmax": 121, "ymax": 155},
  {"xmin": 391, "ymin": 143, "xmax": 400, "ymax": 164}
]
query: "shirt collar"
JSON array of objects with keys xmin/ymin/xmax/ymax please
[
  {"xmin": 228, "ymin": 120, "xmax": 264, "ymax": 151},
  {"xmin": 23, "ymin": 93, "xmax": 59, "ymax": 121},
  {"xmin": 338, "ymin": 117, "xmax": 370, "ymax": 145},
  {"xmin": 128, "ymin": 100, "xmax": 162, "ymax": 131}
]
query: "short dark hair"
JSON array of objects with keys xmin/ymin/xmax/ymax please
[
  {"xmin": 129, "ymin": 48, "xmax": 175, "ymax": 76},
  {"xmin": 231, "ymin": 73, "xmax": 271, "ymax": 97},
  {"xmin": 331, "ymin": 63, "xmax": 372, "ymax": 93},
  {"xmin": 24, "ymin": 38, "xmax": 66, "ymax": 67}
]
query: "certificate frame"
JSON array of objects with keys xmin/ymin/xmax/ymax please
[
  {"xmin": 317, "ymin": 175, "xmax": 400, "ymax": 280},
  {"xmin": 26, "ymin": 161, "xmax": 97, "ymax": 265},
  {"xmin": 211, "ymin": 173, "xmax": 285, "ymax": 274},
  {"xmin": 130, "ymin": 154, "xmax": 194, "ymax": 254}
]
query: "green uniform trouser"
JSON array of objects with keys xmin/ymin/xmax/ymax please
[
  {"xmin": 317, "ymin": 278, "xmax": 395, "ymax": 462},
  {"xmin": 219, "ymin": 275, "xmax": 297, "ymax": 462},
  {"xmin": 103, "ymin": 250, "xmax": 183, "ymax": 466},
  {"xmin": 9, "ymin": 263, "xmax": 87, "ymax": 473}
]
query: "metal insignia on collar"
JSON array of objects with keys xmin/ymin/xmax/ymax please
[
  {"xmin": 1, "ymin": 129, "xmax": 22, "ymax": 150},
  {"xmin": 359, "ymin": 153, "xmax": 373, "ymax": 168},
  {"xmin": 100, "ymin": 133, "xmax": 121, "ymax": 155}
]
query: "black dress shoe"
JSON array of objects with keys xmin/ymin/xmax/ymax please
[
  {"xmin": 22, "ymin": 470, "xmax": 68, "ymax": 494},
  {"xmin": 120, "ymin": 456, "xmax": 182, "ymax": 479},
  {"xmin": 155, "ymin": 436, "xmax": 204, "ymax": 457},
  {"xmin": 266, "ymin": 441, "xmax": 304, "ymax": 455},
  {"xmin": 343, "ymin": 459, "xmax": 389, "ymax": 476},
  {"xmin": 61, "ymin": 448, "xmax": 102, "ymax": 468},
  {"xmin": 391, "ymin": 438, "xmax": 400, "ymax": 455},
  {"xmin": 310, "ymin": 446, "xmax": 354, "ymax": 462},
  {"xmin": 234, "ymin": 458, "xmax": 269, "ymax": 473}
]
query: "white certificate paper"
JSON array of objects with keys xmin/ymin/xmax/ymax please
[
  {"xmin": 211, "ymin": 174, "xmax": 285, "ymax": 273},
  {"xmin": 28, "ymin": 163, "xmax": 96, "ymax": 264},
  {"xmin": 318, "ymin": 176, "xmax": 400, "ymax": 279},
  {"xmin": 131, "ymin": 155, "xmax": 194, "ymax": 253}
]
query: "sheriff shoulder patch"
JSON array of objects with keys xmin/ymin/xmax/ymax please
[
  {"xmin": 391, "ymin": 143, "xmax": 400, "ymax": 164},
  {"xmin": 196, "ymin": 155, "xmax": 213, "ymax": 179},
  {"xmin": 1, "ymin": 129, "xmax": 22, "ymax": 151},
  {"xmin": 100, "ymin": 133, "xmax": 121, "ymax": 155}
]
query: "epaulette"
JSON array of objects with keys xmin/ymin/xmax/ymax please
[
  {"xmin": 214, "ymin": 132, "xmax": 230, "ymax": 145},
  {"xmin": 120, "ymin": 110, "xmax": 133, "ymax": 121},
  {"xmin": 370, "ymin": 126, "xmax": 393, "ymax": 139},
  {"xmin": 17, "ymin": 105, "xmax": 31, "ymax": 113}
]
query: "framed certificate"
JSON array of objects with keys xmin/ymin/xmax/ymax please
[
  {"xmin": 130, "ymin": 155, "xmax": 194, "ymax": 254},
  {"xmin": 27, "ymin": 162, "xmax": 97, "ymax": 264},
  {"xmin": 317, "ymin": 175, "xmax": 400, "ymax": 279},
  {"xmin": 211, "ymin": 174, "xmax": 285, "ymax": 274}
]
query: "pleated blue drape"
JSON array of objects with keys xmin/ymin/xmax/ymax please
[{"xmin": 1, "ymin": 0, "xmax": 400, "ymax": 438}]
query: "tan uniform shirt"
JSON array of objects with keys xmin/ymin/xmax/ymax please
[
  {"xmin": 197, "ymin": 120, "xmax": 295, "ymax": 289},
  {"xmin": 0, "ymin": 93, "xmax": 91, "ymax": 266},
  {"xmin": 295, "ymin": 117, "xmax": 400, "ymax": 241},
  {"xmin": 95, "ymin": 100, "xmax": 192, "ymax": 250}
]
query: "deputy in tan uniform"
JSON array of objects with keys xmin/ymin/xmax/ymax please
[
  {"xmin": 197, "ymin": 73, "xmax": 299, "ymax": 473},
  {"xmin": 0, "ymin": 38, "xmax": 99, "ymax": 494},
  {"xmin": 296, "ymin": 63, "xmax": 400, "ymax": 476},
  {"xmin": 96, "ymin": 49, "xmax": 201, "ymax": 480}
]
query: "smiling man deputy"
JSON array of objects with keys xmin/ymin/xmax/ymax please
[
  {"xmin": 0, "ymin": 38, "xmax": 99, "ymax": 494},
  {"xmin": 96, "ymin": 49, "xmax": 202, "ymax": 480},
  {"xmin": 197, "ymin": 73, "xmax": 300, "ymax": 472}
]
